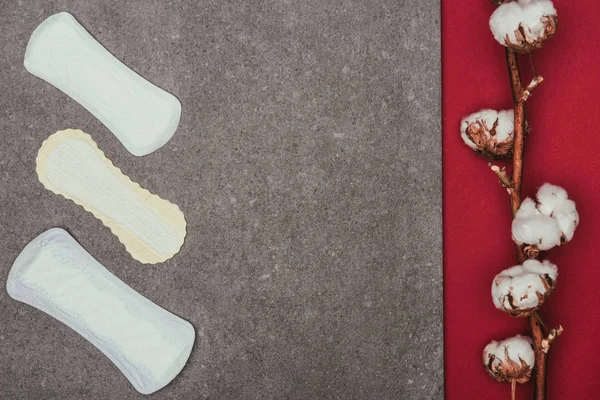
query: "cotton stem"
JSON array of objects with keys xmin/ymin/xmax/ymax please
[
  {"xmin": 505, "ymin": 48, "xmax": 527, "ymax": 262},
  {"xmin": 505, "ymin": 47, "xmax": 547, "ymax": 400},
  {"xmin": 529, "ymin": 312, "xmax": 547, "ymax": 400}
]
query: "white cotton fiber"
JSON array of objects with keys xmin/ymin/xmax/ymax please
[
  {"xmin": 461, "ymin": 109, "xmax": 514, "ymax": 148},
  {"xmin": 536, "ymin": 183, "xmax": 569, "ymax": 216},
  {"xmin": 492, "ymin": 259, "xmax": 557, "ymax": 315},
  {"xmin": 536, "ymin": 183, "xmax": 579, "ymax": 242},
  {"xmin": 512, "ymin": 198, "xmax": 562, "ymax": 250},
  {"xmin": 490, "ymin": 2, "xmax": 524, "ymax": 46},
  {"xmin": 483, "ymin": 335, "xmax": 535, "ymax": 383},
  {"xmin": 460, "ymin": 109, "xmax": 515, "ymax": 158},
  {"xmin": 484, "ymin": 335, "xmax": 535, "ymax": 368},
  {"xmin": 553, "ymin": 199, "xmax": 579, "ymax": 242},
  {"xmin": 512, "ymin": 184, "xmax": 579, "ymax": 251},
  {"xmin": 489, "ymin": 0, "xmax": 557, "ymax": 48}
]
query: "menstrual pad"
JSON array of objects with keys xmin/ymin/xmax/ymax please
[
  {"xmin": 24, "ymin": 12, "xmax": 181, "ymax": 156},
  {"xmin": 36, "ymin": 129, "xmax": 186, "ymax": 264},
  {"xmin": 6, "ymin": 228, "xmax": 195, "ymax": 394}
]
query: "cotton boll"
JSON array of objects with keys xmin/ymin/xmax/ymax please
[
  {"xmin": 489, "ymin": 0, "xmax": 557, "ymax": 53},
  {"xmin": 535, "ymin": 183, "xmax": 579, "ymax": 243},
  {"xmin": 460, "ymin": 109, "xmax": 517, "ymax": 159},
  {"xmin": 512, "ymin": 184, "xmax": 579, "ymax": 253},
  {"xmin": 490, "ymin": 3, "xmax": 523, "ymax": 46},
  {"xmin": 536, "ymin": 183, "xmax": 568, "ymax": 216},
  {"xmin": 512, "ymin": 215, "xmax": 561, "ymax": 250},
  {"xmin": 483, "ymin": 335, "xmax": 534, "ymax": 383},
  {"xmin": 492, "ymin": 259, "xmax": 557, "ymax": 317},
  {"xmin": 512, "ymin": 198, "xmax": 562, "ymax": 251},
  {"xmin": 553, "ymin": 199, "xmax": 579, "ymax": 242}
]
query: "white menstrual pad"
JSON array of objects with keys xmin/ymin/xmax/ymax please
[
  {"xmin": 6, "ymin": 228, "xmax": 195, "ymax": 394},
  {"xmin": 24, "ymin": 12, "xmax": 181, "ymax": 156},
  {"xmin": 37, "ymin": 129, "xmax": 187, "ymax": 264}
]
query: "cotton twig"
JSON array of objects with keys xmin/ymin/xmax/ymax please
[
  {"xmin": 489, "ymin": 163, "xmax": 514, "ymax": 190},
  {"xmin": 521, "ymin": 75, "xmax": 544, "ymax": 102},
  {"xmin": 541, "ymin": 325, "xmax": 564, "ymax": 353},
  {"xmin": 529, "ymin": 52, "xmax": 538, "ymax": 77}
]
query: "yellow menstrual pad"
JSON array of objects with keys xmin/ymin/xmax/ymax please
[{"xmin": 36, "ymin": 129, "xmax": 186, "ymax": 264}]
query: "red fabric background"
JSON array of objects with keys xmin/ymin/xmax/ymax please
[{"xmin": 443, "ymin": 1, "xmax": 600, "ymax": 399}]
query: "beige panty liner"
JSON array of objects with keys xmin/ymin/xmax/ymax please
[{"xmin": 37, "ymin": 129, "xmax": 186, "ymax": 264}]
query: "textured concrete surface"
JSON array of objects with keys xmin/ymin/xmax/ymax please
[{"xmin": 0, "ymin": 1, "xmax": 442, "ymax": 399}]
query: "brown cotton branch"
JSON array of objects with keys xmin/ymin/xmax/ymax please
[
  {"xmin": 505, "ymin": 48, "xmax": 527, "ymax": 257},
  {"xmin": 505, "ymin": 48, "xmax": 549, "ymax": 400},
  {"xmin": 529, "ymin": 311, "xmax": 547, "ymax": 400}
]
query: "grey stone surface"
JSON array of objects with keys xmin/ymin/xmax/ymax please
[{"xmin": 0, "ymin": 1, "xmax": 442, "ymax": 399}]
